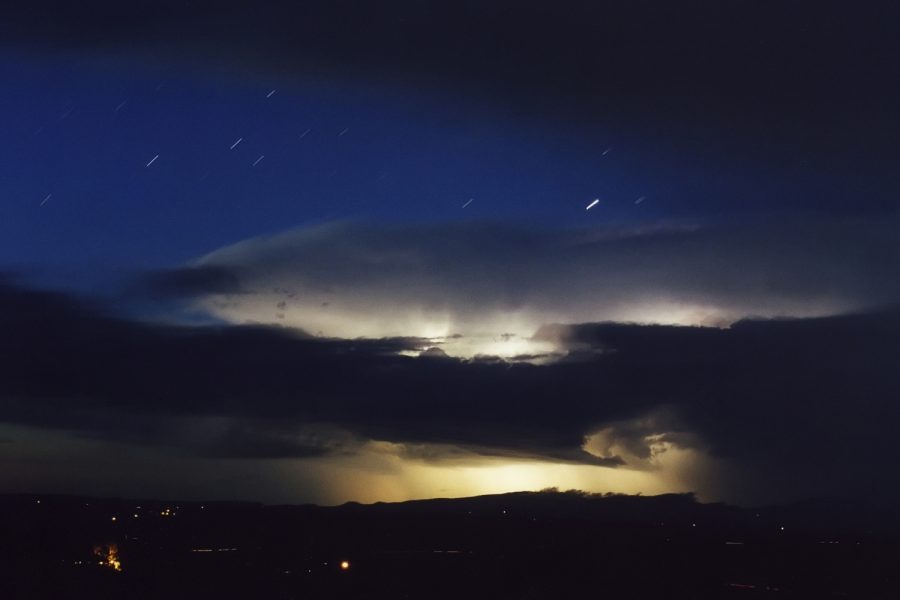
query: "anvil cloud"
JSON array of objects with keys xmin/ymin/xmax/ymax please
[{"xmin": 151, "ymin": 217, "xmax": 900, "ymax": 358}]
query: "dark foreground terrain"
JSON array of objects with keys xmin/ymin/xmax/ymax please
[{"xmin": 2, "ymin": 490, "xmax": 898, "ymax": 599}]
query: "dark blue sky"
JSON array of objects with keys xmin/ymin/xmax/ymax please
[
  {"xmin": 0, "ymin": 53, "xmax": 634, "ymax": 274},
  {"xmin": 3, "ymin": 39, "xmax": 895, "ymax": 290}
]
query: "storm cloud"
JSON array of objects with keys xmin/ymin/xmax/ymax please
[
  {"xmin": 5, "ymin": 0, "xmax": 900, "ymax": 508},
  {"xmin": 2, "ymin": 273, "xmax": 899, "ymax": 503},
  {"xmin": 147, "ymin": 217, "xmax": 900, "ymax": 353}
]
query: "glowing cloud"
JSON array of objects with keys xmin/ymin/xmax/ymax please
[{"xmin": 158, "ymin": 217, "xmax": 900, "ymax": 358}]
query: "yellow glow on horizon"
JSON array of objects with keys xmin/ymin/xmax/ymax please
[
  {"xmin": 288, "ymin": 448, "xmax": 701, "ymax": 506},
  {"xmin": 0, "ymin": 422, "xmax": 723, "ymax": 507}
]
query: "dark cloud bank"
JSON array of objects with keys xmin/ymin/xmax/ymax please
[
  {"xmin": 6, "ymin": 1, "xmax": 898, "ymax": 114},
  {"xmin": 5, "ymin": 0, "xmax": 900, "ymax": 185},
  {"xmin": 2, "ymin": 276, "xmax": 898, "ymax": 504}
]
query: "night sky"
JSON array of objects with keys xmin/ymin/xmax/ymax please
[{"xmin": 1, "ymin": 1, "xmax": 899, "ymax": 506}]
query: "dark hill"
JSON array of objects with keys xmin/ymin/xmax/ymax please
[{"xmin": 2, "ymin": 490, "xmax": 898, "ymax": 599}]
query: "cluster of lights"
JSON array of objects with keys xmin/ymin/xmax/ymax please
[{"xmin": 93, "ymin": 543, "xmax": 122, "ymax": 572}]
